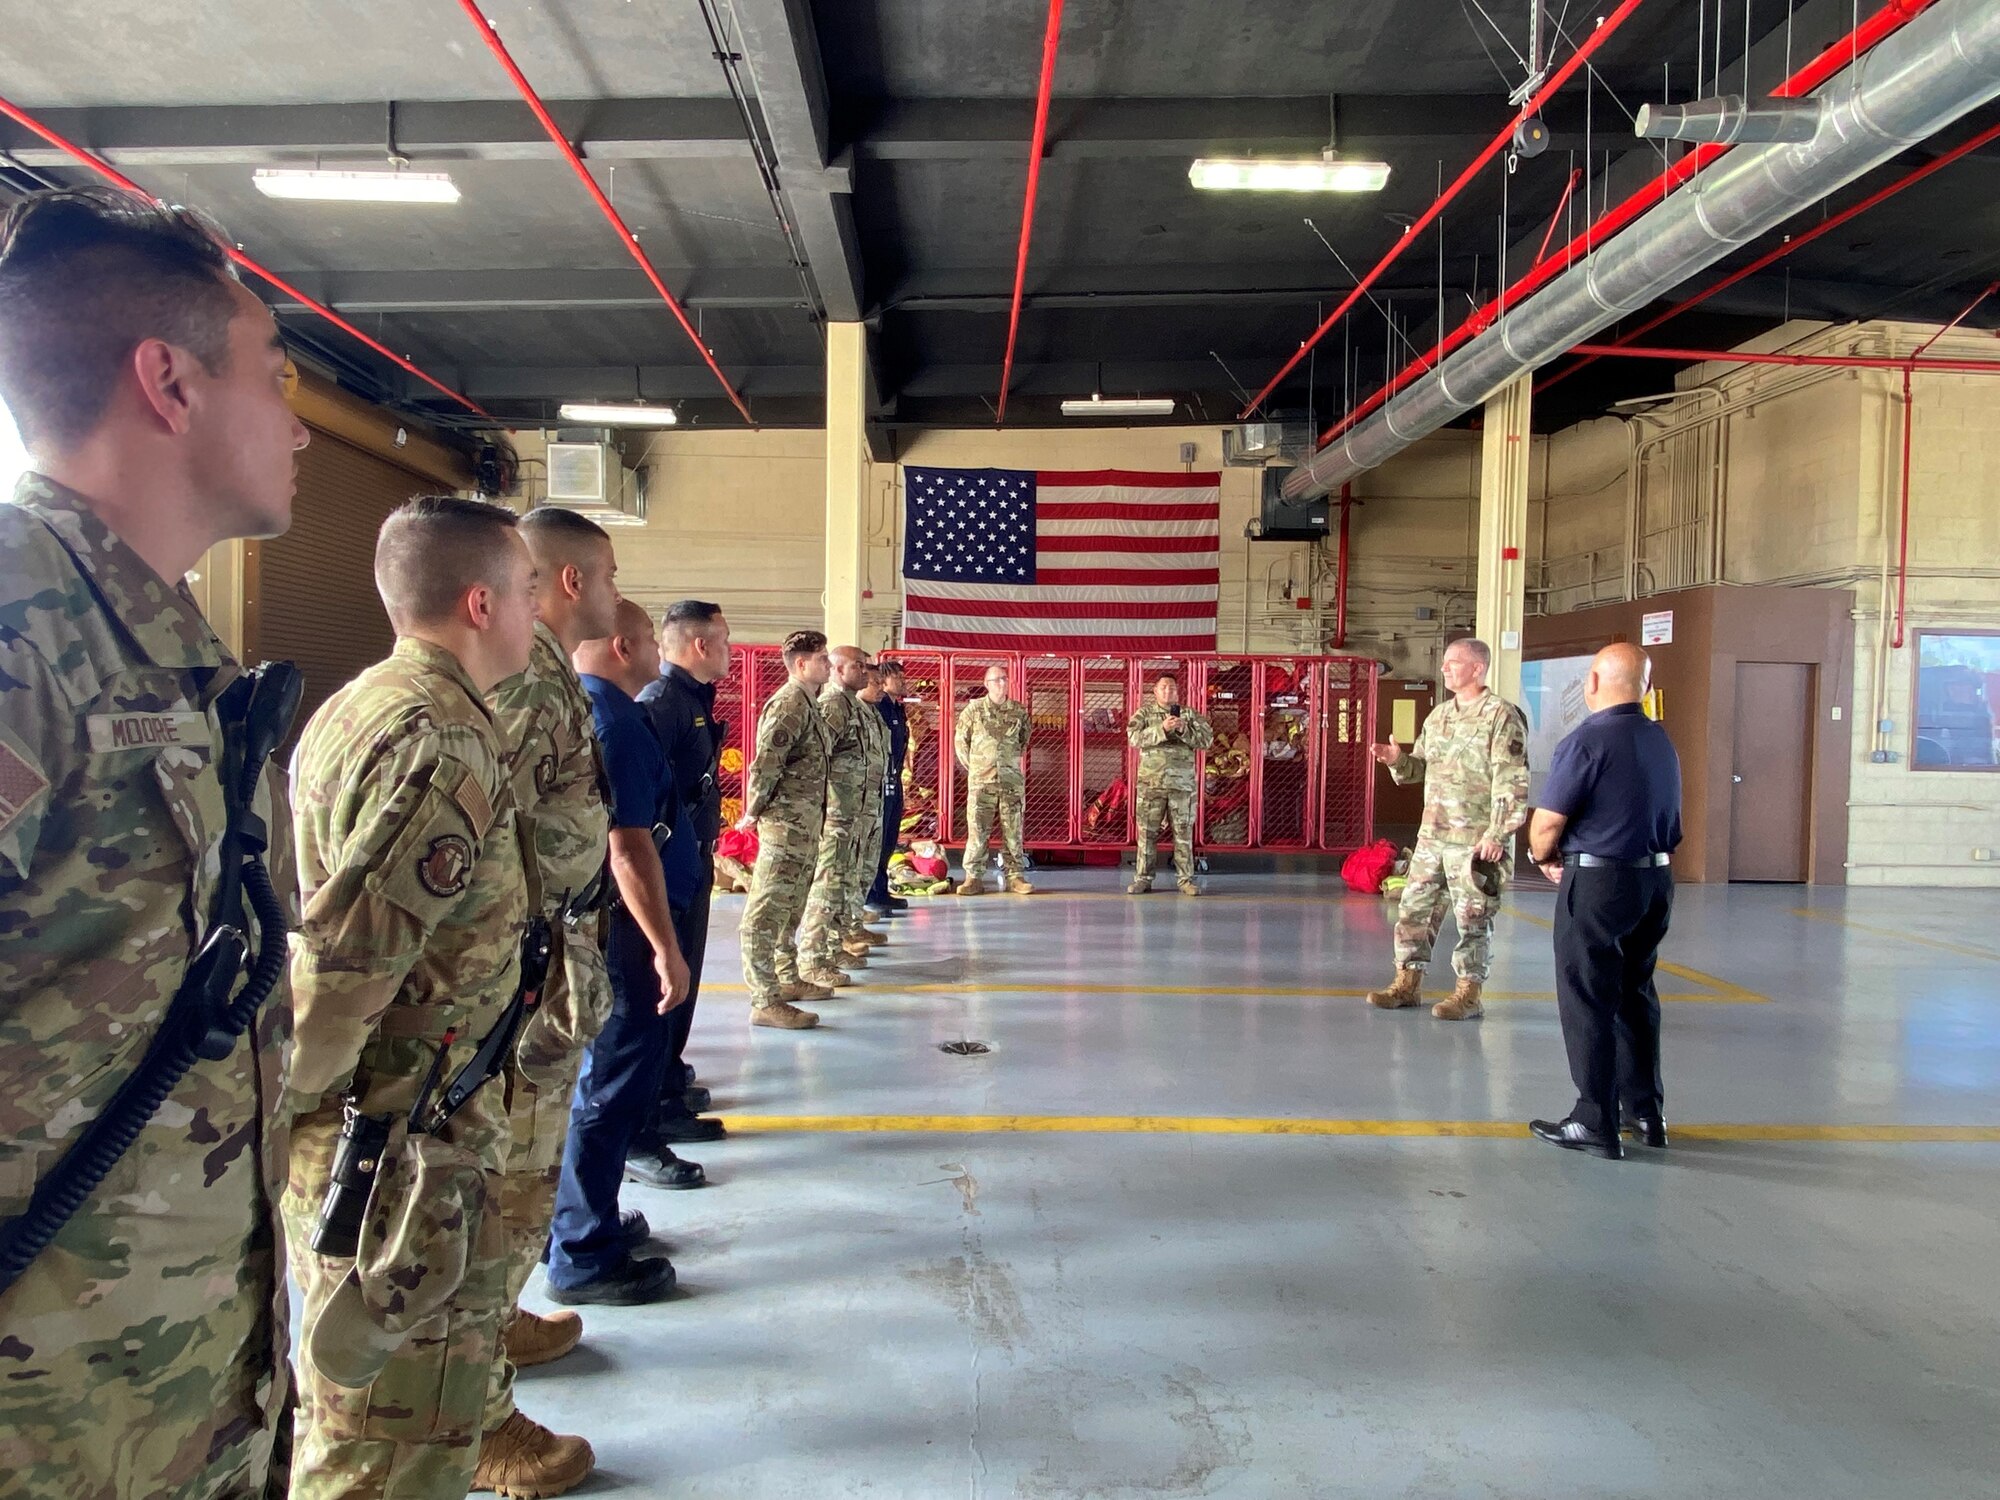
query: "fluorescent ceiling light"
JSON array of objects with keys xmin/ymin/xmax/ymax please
[
  {"xmin": 1060, "ymin": 394, "xmax": 1176, "ymax": 418},
  {"xmin": 1188, "ymin": 155, "xmax": 1391, "ymax": 193},
  {"xmin": 253, "ymin": 168, "xmax": 461, "ymax": 204},
  {"xmin": 557, "ymin": 401, "xmax": 680, "ymax": 427}
]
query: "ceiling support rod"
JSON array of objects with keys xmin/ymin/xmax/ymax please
[{"xmin": 996, "ymin": 0, "xmax": 1066, "ymax": 427}]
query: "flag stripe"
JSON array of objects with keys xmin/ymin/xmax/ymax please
[
  {"xmin": 1033, "ymin": 501, "xmax": 1219, "ymax": 522},
  {"xmin": 906, "ymin": 580, "xmax": 1219, "ymax": 604},
  {"xmin": 1036, "ymin": 567, "xmax": 1222, "ymax": 587},
  {"xmin": 1037, "ymin": 516, "xmax": 1218, "ymax": 538},
  {"xmin": 1036, "ymin": 469, "xmax": 1221, "ymax": 489},
  {"xmin": 904, "ymin": 627, "xmax": 1221, "ymax": 653},
  {"xmin": 905, "ymin": 594, "xmax": 1217, "ymax": 621},
  {"xmin": 1037, "ymin": 533, "xmax": 1217, "ymax": 555}
]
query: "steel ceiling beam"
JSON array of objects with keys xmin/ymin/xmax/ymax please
[{"xmin": 440, "ymin": 358, "xmax": 1269, "ymax": 401}]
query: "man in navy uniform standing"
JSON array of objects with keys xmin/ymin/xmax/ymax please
[
  {"xmin": 864, "ymin": 660, "xmax": 910, "ymax": 917},
  {"xmin": 1526, "ymin": 642, "xmax": 1682, "ymax": 1161}
]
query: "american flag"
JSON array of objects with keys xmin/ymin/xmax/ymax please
[{"xmin": 900, "ymin": 467, "xmax": 1221, "ymax": 652}]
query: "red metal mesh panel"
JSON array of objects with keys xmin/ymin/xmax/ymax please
[
  {"xmin": 944, "ymin": 654, "xmax": 1008, "ymax": 845},
  {"xmin": 1318, "ymin": 657, "xmax": 1376, "ymax": 853},
  {"xmin": 713, "ymin": 649, "xmax": 750, "ymax": 828},
  {"xmin": 1021, "ymin": 656, "xmax": 1075, "ymax": 843},
  {"xmin": 1200, "ymin": 658, "xmax": 1255, "ymax": 848},
  {"xmin": 887, "ymin": 651, "xmax": 946, "ymax": 844},
  {"xmin": 1078, "ymin": 657, "xmax": 1134, "ymax": 845},
  {"xmin": 1256, "ymin": 658, "xmax": 1314, "ymax": 848}
]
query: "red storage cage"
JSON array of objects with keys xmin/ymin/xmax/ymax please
[
  {"xmin": 1256, "ymin": 658, "xmax": 1317, "ymax": 849},
  {"xmin": 1198, "ymin": 656, "xmax": 1255, "ymax": 849},
  {"xmin": 1317, "ymin": 658, "xmax": 1375, "ymax": 853},
  {"xmin": 1020, "ymin": 655, "xmax": 1077, "ymax": 844},
  {"xmin": 891, "ymin": 651, "xmax": 947, "ymax": 844},
  {"xmin": 1077, "ymin": 656, "xmax": 1135, "ymax": 847},
  {"xmin": 713, "ymin": 651, "xmax": 749, "ymax": 829}
]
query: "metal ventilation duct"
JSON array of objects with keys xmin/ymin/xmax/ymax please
[
  {"xmin": 1282, "ymin": 0, "xmax": 2000, "ymax": 502},
  {"xmin": 1633, "ymin": 95, "xmax": 1823, "ymax": 145}
]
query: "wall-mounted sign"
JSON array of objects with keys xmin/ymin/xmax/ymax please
[{"xmin": 1642, "ymin": 610, "xmax": 1674, "ymax": 646}]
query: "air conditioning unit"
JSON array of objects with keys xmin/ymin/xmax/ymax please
[
  {"xmin": 544, "ymin": 440, "xmax": 647, "ymax": 526},
  {"xmin": 1222, "ymin": 421, "xmax": 1310, "ymax": 467}
]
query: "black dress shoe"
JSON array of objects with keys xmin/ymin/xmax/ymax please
[
  {"xmin": 652, "ymin": 1110, "xmax": 727, "ymax": 1144},
  {"xmin": 619, "ymin": 1209, "xmax": 650, "ymax": 1248},
  {"xmin": 682, "ymin": 1084, "xmax": 713, "ymax": 1113},
  {"xmin": 1529, "ymin": 1117, "xmax": 1624, "ymax": 1160},
  {"xmin": 1621, "ymin": 1114, "xmax": 1670, "ymax": 1149},
  {"xmin": 545, "ymin": 1254, "xmax": 677, "ymax": 1306},
  {"xmin": 624, "ymin": 1149, "xmax": 707, "ymax": 1190},
  {"xmin": 678, "ymin": 1062, "xmax": 698, "ymax": 1088}
]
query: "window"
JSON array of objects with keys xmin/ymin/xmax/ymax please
[{"xmin": 1911, "ymin": 630, "xmax": 2000, "ymax": 770}]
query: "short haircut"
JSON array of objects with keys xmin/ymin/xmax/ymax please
[
  {"xmin": 517, "ymin": 505, "xmax": 610, "ymax": 568},
  {"xmin": 1451, "ymin": 638, "xmax": 1492, "ymax": 669},
  {"xmin": 782, "ymin": 628, "xmax": 828, "ymax": 664},
  {"xmin": 877, "ymin": 659, "xmax": 906, "ymax": 678},
  {"xmin": 1154, "ymin": 673, "xmax": 1180, "ymax": 686},
  {"xmin": 0, "ymin": 187, "xmax": 242, "ymax": 450},
  {"xmin": 661, "ymin": 599, "xmax": 723, "ymax": 649},
  {"xmin": 611, "ymin": 595, "xmax": 653, "ymax": 641},
  {"xmin": 375, "ymin": 495, "xmax": 524, "ymax": 631},
  {"xmin": 864, "ymin": 663, "xmax": 884, "ymax": 680}
]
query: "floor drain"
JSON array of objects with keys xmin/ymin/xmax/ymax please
[{"xmin": 939, "ymin": 1040, "xmax": 991, "ymax": 1056}]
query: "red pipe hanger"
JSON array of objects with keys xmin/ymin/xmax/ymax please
[{"xmin": 996, "ymin": 0, "xmax": 1067, "ymax": 427}]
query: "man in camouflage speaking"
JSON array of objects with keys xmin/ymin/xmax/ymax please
[
  {"xmin": 1366, "ymin": 637, "xmax": 1531, "ymax": 1021},
  {"xmin": 0, "ymin": 187, "xmax": 310, "ymax": 1500},
  {"xmin": 955, "ymin": 663, "xmax": 1034, "ymax": 895},
  {"xmin": 1125, "ymin": 673, "xmax": 1214, "ymax": 895}
]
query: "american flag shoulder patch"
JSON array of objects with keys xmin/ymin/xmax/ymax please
[{"xmin": 0, "ymin": 729, "xmax": 52, "ymax": 841}]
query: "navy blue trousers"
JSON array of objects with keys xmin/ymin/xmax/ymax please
[
  {"xmin": 547, "ymin": 906, "xmax": 681, "ymax": 1288},
  {"xmin": 866, "ymin": 791, "xmax": 903, "ymax": 905}
]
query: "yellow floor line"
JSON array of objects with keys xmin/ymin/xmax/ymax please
[
  {"xmin": 716, "ymin": 1113, "xmax": 2000, "ymax": 1143},
  {"xmin": 1500, "ymin": 909, "xmax": 1768, "ymax": 1003},
  {"xmin": 703, "ymin": 979, "xmax": 1751, "ymax": 1004},
  {"xmin": 1790, "ymin": 907, "xmax": 2000, "ymax": 963}
]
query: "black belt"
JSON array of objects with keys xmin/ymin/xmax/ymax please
[{"xmin": 1564, "ymin": 852, "xmax": 1670, "ymax": 869}]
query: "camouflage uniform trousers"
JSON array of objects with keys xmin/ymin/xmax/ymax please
[
  {"xmin": 963, "ymin": 770, "xmax": 1026, "ymax": 879},
  {"xmin": 1392, "ymin": 838, "xmax": 1513, "ymax": 981},
  {"xmin": 740, "ymin": 817, "xmax": 820, "ymax": 1005},
  {"xmin": 843, "ymin": 803, "xmax": 884, "ymax": 933},
  {"xmin": 1133, "ymin": 781, "xmax": 1197, "ymax": 882},
  {"xmin": 798, "ymin": 813, "xmax": 869, "ymax": 971},
  {"xmin": 282, "ymin": 1131, "xmax": 509, "ymax": 1500},
  {"xmin": 481, "ymin": 930, "xmax": 607, "ymax": 1431}
]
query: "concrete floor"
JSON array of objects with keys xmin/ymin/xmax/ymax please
[{"xmin": 518, "ymin": 874, "xmax": 2000, "ymax": 1499}]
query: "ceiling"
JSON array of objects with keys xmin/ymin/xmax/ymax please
[{"xmin": 2, "ymin": 0, "xmax": 1996, "ymax": 443}]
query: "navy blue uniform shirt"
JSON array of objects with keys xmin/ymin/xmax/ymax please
[
  {"xmin": 876, "ymin": 694, "xmax": 909, "ymax": 781},
  {"xmin": 637, "ymin": 663, "xmax": 723, "ymax": 845},
  {"xmin": 1538, "ymin": 701, "xmax": 1684, "ymax": 861},
  {"xmin": 581, "ymin": 672, "xmax": 702, "ymax": 911}
]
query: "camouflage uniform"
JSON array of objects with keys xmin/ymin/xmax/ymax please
[
  {"xmin": 1387, "ymin": 690, "xmax": 1531, "ymax": 980},
  {"xmin": 739, "ymin": 680, "xmax": 830, "ymax": 1008},
  {"xmin": 1125, "ymin": 700, "xmax": 1215, "ymax": 883},
  {"xmin": 844, "ymin": 701, "xmax": 890, "ymax": 934},
  {"xmin": 800, "ymin": 682, "xmax": 874, "ymax": 970},
  {"xmin": 480, "ymin": 622, "xmax": 610, "ymax": 1433},
  {"xmin": 0, "ymin": 477, "xmax": 293, "ymax": 1500},
  {"xmin": 284, "ymin": 637, "xmax": 528, "ymax": 1500},
  {"xmin": 955, "ymin": 697, "xmax": 1032, "ymax": 879}
]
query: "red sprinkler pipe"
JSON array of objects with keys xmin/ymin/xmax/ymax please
[
  {"xmin": 1333, "ymin": 483, "xmax": 1352, "ymax": 649},
  {"xmin": 996, "ymin": 0, "xmax": 1066, "ymax": 426},
  {"xmin": 1239, "ymin": 0, "xmax": 1650, "ymax": 420},
  {"xmin": 1540, "ymin": 119, "xmax": 2000, "ymax": 394},
  {"xmin": 0, "ymin": 91, "xmax": 495, "ymax": 421},
  {"xmin": 1534, "ymin": 167, "xmax": 1584, "ymax": 267},
  {"xmin": 1314, "ymin": 0, "xmax": 1942, "ymax": 448},
  {"xmin": 457, "ymin": 0, "xmax": 753, "ymax": 425}
]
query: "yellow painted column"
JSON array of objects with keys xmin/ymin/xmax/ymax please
[
  {"xmin": 823, "ymin": 320, "xmax": 868, "ymax": 643},
  {"xmin": 1475, "ymin": 374, "xmax": 1532, "ymax": 702}
]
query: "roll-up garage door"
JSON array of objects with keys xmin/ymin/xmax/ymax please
[{"xmin": 252, "ymin": 428, "xmax": 435, "ymax": 741}]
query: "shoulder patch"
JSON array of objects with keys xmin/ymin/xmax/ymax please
[
  {"xmin": 0, "ymin": 734, "xmax": 51, "ymax": 839},
  {"xmin": 417, "ymin": 834, "xmax": 474, "ymax": 898},
  {"xmin": 449, "ymin": 764, "xmax": 496, "ymax": 836}
]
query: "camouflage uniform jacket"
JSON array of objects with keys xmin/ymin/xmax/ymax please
[
  {"xmin": 485, "ymin": 620, "xmax": 612, "ymax": 1076},
  {"xmin": 0, "ymin": 475, "xmax": 294, "ymax": 1493},
  {"xmin": 1125, "ymin": 701, "xmax": 1216, "ymax": 792},
  {"xmin": 855, "ymin": 696, "xmax": 890, "ymax": 822},
  {"xmin": 287, "ymin": 636, "xmax": 528, "ymax": 1170},
  {"xmin": 745, "ymin": 678, "xmax": 831, "ymax": 827},
  {"xmin": 815, "ymin": 682, "xmax": 874, "ymax": 828},
  {"xmin": 1389, "ymin": 689, "xmax": 1531, "ymax": 845},
  {"xmin": 954, "ymin": 696, "xmax": 1032, "ymax": 784}
]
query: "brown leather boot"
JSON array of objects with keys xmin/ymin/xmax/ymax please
[
  {"xmin": 501, "ymin": 1308, "xmax": 582, "ymax": 1370},
  {"xmin": 752, "ymin": 1001, "xmax": 820, "ymax": 1029},
  {"xmin": 835, "ymin": 945, "xmax": 869, "ymax": 969},
  {"xmin": 800, "ymin": 966, "xmax": 855, "ymax": 988},
  {"xmin": 1432, "ymin": 977, "xmax": 1484, "ymax": 1020},
  {"xmin": 956, "ymin": 875, "xmax": 986, "ymax": 895},
  {"xmin": 852, "ymin": 926, "xmax": 889, "ymax": 946},
  {"xmin": 472, "ymin": 1410, "xmax": 594, "ymax": 1498},
  {"xmin": 1005, "ymin": 875, "xmax": 1035, "ymax": 895},
  {"xmin": 1177, "ymin": 878, "xmax": 1200, "ymax": 896},
  {"xmin": 781, "ymin": 978, "xmax": 834, "ymax": 1002},
  {"xmin": 1366, "ymin": 967, "xmax": 1425, "ymax": 1009}
]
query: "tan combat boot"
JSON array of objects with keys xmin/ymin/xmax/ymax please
[
  {"xmin": 1432, "ymin": 978, "xmax": 1484, "ymax": 1020},
  {"xmin": 502, "ymin": 1308, "xmax": 582, "ymax": 1370},
  {"xmin": 752, "ymin": 1001, "xmax": 820, "ymax": 1029},
  {"xmin": 1177, "ymin": 878, "xmax": 1200, "ymax": 896},
  {"xmin": 841, "ymin": 935, "xmax": 875, "ymax": 961},
  {"xmin": 1366, "ymin": 967, "xmax": 1425, "ymax": 1009},
  {"xmin": 780, "ymin": 978, "xmax": 834, "ymax": 1002},
  {"xmin": 800, "ymin": 965, "xmax": 856, "ymax": 988},
  {"xmin": 472, "ymin": 1410, "xmax": 594, "ymax": 1499},
  {"xmin": 956, "ymin": 875, "xmax": 987, "ymax": 895},
  {"xmin": 1127, "ymin": 875, "xmax": 1153, "ymax": 894},
  {"xmin": 1005, "ymin": 875, "xmax": 1035, "ymax": 895},
  {"xmin": 835, "ymin": 944, "xmax": 869, "ymax": 969}
]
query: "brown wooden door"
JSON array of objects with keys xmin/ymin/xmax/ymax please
[
  {"xmin": 1729, "ymin": 662, "xmax": 1813, "ymax": 882},
  {"xmin": 1373, "ymin": 677, "xmax": 1437, "ymax": 838}
]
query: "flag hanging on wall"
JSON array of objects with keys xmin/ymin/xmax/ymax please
[{"xmin": 899, "ymin": 467, "xmax": 1221, "ymax": 652}]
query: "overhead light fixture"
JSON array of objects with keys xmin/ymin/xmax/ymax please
[
  {"xmin": 1188, "ymin": 152, "xmax": 1391, "ymax": 194},
  {"xmin": 253, "ymin": 168, "xmax": 461, "ymax": 204},
  {"xmin": 557, "ymin": 401, "xmax": 680, "ymax": 427},
  {"xmin": 1060, "ymin": 394, "xmax": 1177, "ymax": 418}
]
